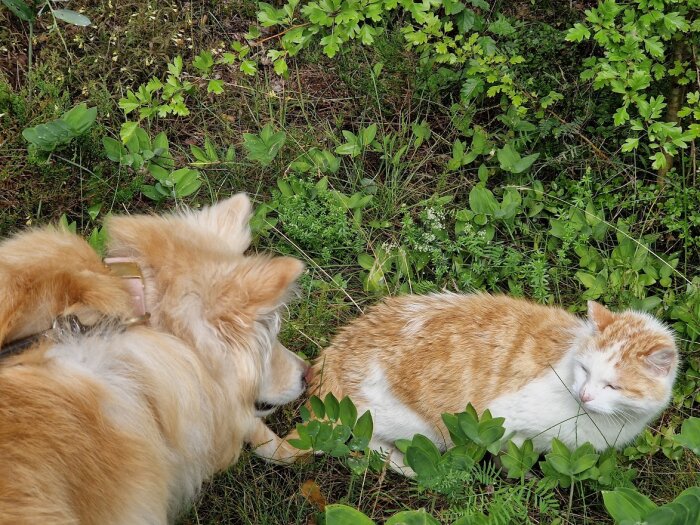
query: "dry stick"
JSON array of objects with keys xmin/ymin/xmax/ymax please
[
  {"xmin": 268, "ymin": 223, "xmax": 365, "ymax": 314},
  {"xmin": 519, "ymin": 86, "xmax": 613, "ymax": 165},
  {"xmin": 692, "ymin": 44, "xmax": 699, "ymax": 185},
  {"xmin": 546, "ymin": 108, "xmax": 611, "ymax": 163},
  {"xmin": 658, "ymin": 40, "xmax": 688, "ymax": 184},
  {"xmin": 253, "ymin": 23, "xmax": 310, "ymax": 46}
]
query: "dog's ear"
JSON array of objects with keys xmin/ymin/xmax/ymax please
[
  {"xmin": 246, "ymin": 257, "xmax": 304, "ymax": 314},
  {"xmin": 192, "ymin": 193, "xmax": 252, "ymax": 253},
  {"xmin": 217, "ymin": 256, "xmax": 305, "ymax": 319},
  {"xmin": 106, "ymin": 214, "xmax": 172, "ymax": 265},
  {"xmin": 106, "ymin": 194, "xmax": 253, "ymax": 261}
]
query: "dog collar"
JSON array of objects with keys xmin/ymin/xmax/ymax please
[
  {"xmin": 0, "ymin": 258, "xmax": 149, "ymax": 359},
  {"xmin": 103, "ymin": 257, "xmax": 147, "ymax": 319}
]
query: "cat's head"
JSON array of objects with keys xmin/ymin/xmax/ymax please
[{"xmin": 572, "ymin": 301, "xmax": 678, "ymax": 416}]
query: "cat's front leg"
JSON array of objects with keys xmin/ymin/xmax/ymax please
[{"xmin": 369, "ymin": 438, "xmax": 417, "ymax": 477}]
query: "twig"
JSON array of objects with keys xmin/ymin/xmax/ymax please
[
  {"xmin": 254, "ymin": 23, "xmax": 310, "ymax": 46},
  {"xmin": 52, "ymin": 154, "xmax": 97, "ymax": 177},
  {"xmin": 546, "ymin": 108, "xmax": 611, "ymax": 163}
]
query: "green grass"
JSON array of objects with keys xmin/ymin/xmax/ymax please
[{"xmin": 1, "ymin": 1, "xmax": 699, "ymax": 523}]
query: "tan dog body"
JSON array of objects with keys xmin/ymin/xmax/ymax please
[{"xmin": 0, "ymin": 195, "xmax": 305, "ymax": 523}]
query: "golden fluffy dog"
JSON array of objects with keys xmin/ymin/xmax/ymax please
[{"xmin": 0, "ymin": 194, "xmax": 307, "ymax": 523}]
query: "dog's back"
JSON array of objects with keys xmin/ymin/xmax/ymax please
[{"xmin": 0, "ymin": 343, "xmax": 171, "ymax": 523}]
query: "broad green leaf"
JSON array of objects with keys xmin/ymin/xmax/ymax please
[
  {"xmin": 52, "ymin": 8, "xmax": 91, "ymax": 26},
  {"xmin": 240, "ymin": 59, "xmax": 258, "ymax": 76},
  {"xmin": 193, "ymin": 51, "xmax": 214, "ymax": 74},
  {"xmin": 243, "ymin": 123, "xmax": 286, "ymax": 166},
  {"xmin": 207, "ymin": 79, "xmax": 224, "ymax": 94},
  {"xmin": 324, "ymin": 393, "xmax": 340, "ymax": 421},
  {"xmin": 453, "ymin": 512, "xmax": 489, "ymax": 525},
  {"xmin": 168, "ymin": 56, "xmax": 183, "ymax": 76},
  {"xmin": 338, "ymin": 396, "xmax": 358, "ymax": 428},
  {"xmin": 273, "ymin": 58, "xmax": 288, "ymax": 76},
  {"xmin": 324, "ymin": 504, "xmax": 375, "ymax": 525},
  {"xmin": 353, "ymin": 410, "xmax": 373, "ymax": 441},
  {"xmin": 488, "ymin": 14, "xmax": 515, "ymax": 36},
  {"xmin": 103, "ymin": 137, "xmax": 126, "ymax": 162},
  {"xmin": 120, "ymin": 121, "xmax": 139, "ymax": 145},
  {"xmin": 385, "ymin": 509, "xmax": 440, "ymax": 525},
  {"xmin": 2, "ymin": 0, "xmax": 35, "ymax": 21},
  {"xmin": 309, "ymin": 396, "xmax": 325, "ymax": 419},
  {"xmin": 22, "ymin": 104, "xmax": 96, "ymax": 152},
  {"xmin": 469, "ymin": 185, "xmax": 498, "ymax": 216},
  {"xmin": 674, "ymin": 417, "xmax": 700, "ymax": 455},
  {"xmin": 87, "ymin": 202, "xmax": 102, "ymax": 221},
  {"xmin": 410, "ymin": 434, "xmax": 441, "ymax": 465},
  {"xmin": 613, "ymin": 105, "xmax": 629, "ymax": 126},
  {"xmin": 405, "ymin": 445, "xmax": 439, "ymax": 479},
  {"xmin": 567, "ymin": 23, "xmax": 591, "ymax": 42},
  {"xmin": 602, "ymin": 488, "xmax": 657, "ymax": 523}
]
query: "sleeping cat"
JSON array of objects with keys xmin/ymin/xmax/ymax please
[{"xmin": 303, "ymin": 294, "xmax": 678, "ymax": 473}]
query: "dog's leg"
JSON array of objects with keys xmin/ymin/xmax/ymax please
[{"xmin": 247, "ymin": 419, "xmax": 310, "ymax": 465}]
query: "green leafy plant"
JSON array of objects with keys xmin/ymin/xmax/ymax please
[
  {"xmin": 500, "ymin": 439, "xmax": 539, "ymax": 480},
  {"xmin": 243, "ymin": 123, "xmax": 287, "ymax": 166},
  {"xmin": 288, "ymin": 394, "xmax": 378, "ymax": 475},
  {"xmin": 118, "ymin": 56, "xmax": 194, "ymax": 121},
  {"xmin": 335, "ymin": 124, "xmax": 379, "ymax": 158},
  {"xmin": 673, "ymin": 357, "xmax": 700, "ymax": 408},
  {"xmin": 253, "ymin": 176, "xmax": 369, "ymax": 264},
  {"xmin": 566, "ymin": 0, "xmax": 700, "ymax": 176},
  {"xmin": 103, "ymin": 127, "xmax": 201, "ymax": 202},
  {"xmin": 22, "ymin": 103, "xmax": 96, "ymax": 153},
  {"xmin": 190, "ymin": 137, "xmax": 236, "ymax": 167},
  {"xmin": 603, "ymin": 486, "xmax": 700, "ymax": 525},
  {"xmin": 395, "ymin": 404, "xmax": 505, "ymax": 494},
  {"xmin": 539, "ymin": 440, "xmax": 601, "ymax": 490},
  {"xmin": 2, "ymin": 0, "xmax": 91, "ymax": 26},
  {"xmin": 324, "ymin": 505, "xmax": 440, "ymax": 525},
  {"xmin": 673, "ymin": 416, "xmax": 700, "ymax": 455},
  {"xmin": 219, "ymin": 40, "xmax": 259, "ymax": 76}
]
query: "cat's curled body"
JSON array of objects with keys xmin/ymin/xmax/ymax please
[{"xmin": 308, "ymin": 293, "xmax": 678, "ymax": 472}]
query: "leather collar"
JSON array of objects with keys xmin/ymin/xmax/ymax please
[{"xmin": 0, "ymin": 258, "xmax": 149, "ymax": 359}]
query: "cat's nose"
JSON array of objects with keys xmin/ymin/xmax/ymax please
[
  {"xmin": 580, "ymin": 388, "xmax": 594, "ymax": 403},
  {"xmin": 304, "ymin": 364, "xmax": 314, "ymax": 385}
]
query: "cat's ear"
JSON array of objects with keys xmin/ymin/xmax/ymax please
[
  {"xmin": 587, "ymin": 301, "xmax": 615, "ymax": 331},
  {"xmin": 645, "ymin": 348, "xmax": 676, "ymax": 377}
]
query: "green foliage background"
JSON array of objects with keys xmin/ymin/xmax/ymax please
[{"xmin": 1, "ymin": 0, "xmax": 699, "ymax": 523}]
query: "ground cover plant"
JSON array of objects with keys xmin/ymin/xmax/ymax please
[{"xmin": 1, "ymin": 0, "xmax": 699, "ymax": 523}]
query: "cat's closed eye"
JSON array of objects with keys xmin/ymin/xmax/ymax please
[{"xmin": 605, "ymin": 384, "xmax": 620, "ymax": 390}]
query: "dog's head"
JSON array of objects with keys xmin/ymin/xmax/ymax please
[{"xmin": 106, "ymin": 194, "xmax": 309, "ymax": 416}]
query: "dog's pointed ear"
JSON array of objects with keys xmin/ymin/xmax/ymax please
[
  {"xmin": 216, "ymin": 256, "xmax": 305, "ymax": 320},
  {"xmin": 244, "ymin": 257, "xmax": 305, "ymax": 315},
  {"xmin": 107, "ymin": 194, "xmax": 253, "ymax": 260},
  {"xmin": 194, "ymin": 193, "xmax": 252, "ymax": 253},
  {"xmin": 106, "ymin": 214, "xmax": 171, "ymax": 265}
]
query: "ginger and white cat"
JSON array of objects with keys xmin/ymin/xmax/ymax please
[{"xmin": 305, "ymin": 293, "xmax": 678, "ymax": 472}]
